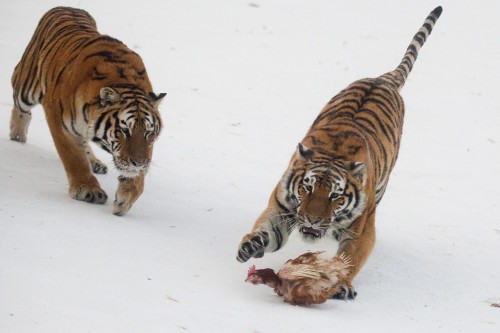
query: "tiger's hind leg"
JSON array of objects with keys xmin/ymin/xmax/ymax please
[
  {"xmin": 10, "ymin": 59, "xmax": 42, "ymax": 143},
  {"xmin": 83, "ymin": 142, "xmax": 108, "ymax": 175},
  {"xmin": 10, "ymin": 105, "xmax": 32, "ymax": 143}
]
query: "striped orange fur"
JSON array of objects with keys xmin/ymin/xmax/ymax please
[
  {"xmin": 10, "ymin": 7, "xmax": 165, "ymax": 215},
  {"xmin": 237, "ymin": 6, "xmax": 443, "ymax": 299}
]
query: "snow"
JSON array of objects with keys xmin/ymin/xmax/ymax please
[{"xmin": 1, "ymin": 0, "xmax": 499, "ymax": 332}]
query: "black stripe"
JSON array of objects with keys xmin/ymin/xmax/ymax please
[
  {"xmin": 102, "ymin": 118, "xmax": 112, "ymax": 140},
  {"xmin": 408, "ymin": 44, "xmax": 417, "ymax": 54},
  {"xmin": 94, "ymin": 112, "xmax": 108, "ymax": 136},
  {"xmin": 364, "ymin": 95, "xmax": 399, "ymax": 128},
  {"xmin": 431, "ymin": 6, "xmax": 443, "ymax": 17},
  {"xmin": 70, "ymin": 103, "xmax": 82, "ymax": 138},
  {"xmin": 99, "ymin": 141, "xmax": 111, "ymax": 154},
  {"xmin": 84, "ymin": 51, "xmax": 127, "ymax": 64},
  {"xmin": 272, "ymin": 226, "xmax": 283, "ymax": 251},
  {"xmin": 82, "ymin": 103, "xmax": 90, "ymax": 123},
  {"xmin": 116, "ymin": 67, "xmax": 126, "ymax": 78},
  {"xmin": 290, "ymin": 173, "xmax": 302, "ymax": 195},
  {"xmin": 370, "ymin": 87, "xmax": 399, "ymax": 110},
  {"xmin": 275, "ymin": 193, "xmax": 291, "ymax": 213},
  {"xmin": 357, "ymin": 109, "xmax": 394, "ymax": 143},
  {"xmin": 286, "ymin": 170, "xmax": 297, "ymax": 194},
  {"xmin": 414, "ymin": 34, "xmax": 425, "ymax": 46},
  {"xmin": 20, "ymin": 94, "xmax": 34, "ymax": 107},
  {"xmin": 92, "ymin": 67, "xmax": 107, "ymax": 80},
  {"xmin": 110, "ymin": 83, "xmax": 141, "ymax": 90},
  {"xmin": 80, "ymin": 35, "xmax": 123, "ymax": 50},
  {"xmin": 59, "ymin": 101, "xmax": 71, "ymax": 134}
]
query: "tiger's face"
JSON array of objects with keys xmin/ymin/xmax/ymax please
[
  {"xmin": 90, "ymin": 86, "xmax": 164, "ymax": 177},
  {"xmin": 282, "ymin": 144, "xmax": 367, "ymax": 241},
  {"xmin": 112, "ymin": 121, "xmax": 156, "ymax": 177}
]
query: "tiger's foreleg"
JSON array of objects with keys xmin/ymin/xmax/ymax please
[
  {"xmin": 113, "ymin": 173, "xmax": 145, "ymax": 216},
  {"xmin": 83, "ymin": 142, "xmax": 108, "ymax": 175},
  {"xmin": 237, "ymin": 194, "xmax": 293, "ymax": 262},
  {"xmin": 44, "ymin": 104, "xmax": 108, "ymax": 205},
  {"xmin": 333, "ymin": 210, "xmax": 376, "ymax": 300}
]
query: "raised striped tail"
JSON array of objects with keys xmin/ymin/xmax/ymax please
[{"xmin": 390, "ymin": 6, "xmax": 443, "ymax": 89}]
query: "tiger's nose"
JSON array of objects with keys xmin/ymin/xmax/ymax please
[
  {"xmin": 130, "ymin": 158, "xmax": 148, "ymax": 167},
  {"xmin": 307, "ymin": 215, "xmax": 323, "ymax": 225}
]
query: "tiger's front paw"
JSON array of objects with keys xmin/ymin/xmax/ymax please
[
  {"xmin": 332, "ymin": 285, "xmax": 357, "ymax": 300},
  {"xmin": 237, "ymin": 230, "xmax": 270, "ymax": 263},
  {"xmin": 70, "ymin": 184, "xmax": 108, "ymax": 204},
  {"xmin": 113, "ymin": 194, "xmax": 132, "ymax": 216},
  {"xmin": 113, "ymin": 176, "xmax": 144, "ymax": 216},
  {"xmin": 91, "ymin": 159, "xmax": 108, "ymax": 174}
]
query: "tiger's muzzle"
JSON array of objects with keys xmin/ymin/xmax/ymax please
[
  {"xmin": 113, "ymin": 156, "xmax": 150, "ymax": 177},
  {"xmin": 297, "ymin": 214, "xmax": 330, "ymax": 239},
  {"xmin": 299, "ymin": 226, "xmax": 324, "ymax": 238}
]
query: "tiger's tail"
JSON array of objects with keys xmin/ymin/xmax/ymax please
[{"xmin": 385, "ymin": 6, "xmax": 443, "ymax": 90}]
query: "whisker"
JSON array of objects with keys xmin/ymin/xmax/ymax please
[
  {"xmin": 271, "ymin": 212, "xmax": 296, "ymax": 219},
  {"xmin": 276, "ymin": 218, "xmax": 298, "ymax": 228},
  {"xmin": 149, "ymin": 161, "xmax": 168, "ymax": 170},
  {"xmin": 337, "ymin": 227, "xmax": 359, "ymax": 239},
  {"xmin": 271, "ymin": 215, "xmax": 299, "ymax": 231}
]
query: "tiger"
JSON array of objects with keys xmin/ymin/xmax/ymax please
[
  {"xmin": 237, "ymin": 6, "xmax": 443, "ymax": 299},
  {"xmin": 9, "ymin": 7, "xmax": 165, "ymax": 216}
]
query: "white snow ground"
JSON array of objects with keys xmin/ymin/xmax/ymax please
[{"xmin": 1, "ymin": 0, "xmax": 499, "ymax": 332}]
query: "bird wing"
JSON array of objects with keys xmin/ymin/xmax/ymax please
[
  {"xmin": 288, "ymin": 251, "xmax": 325, "ymax": 265},
  {"xmin": 314, "ymin": 257, "xmax": 352, "ymax": 281},
  {"xmin": 278, "ymin": 264, "xmax": 322, "ymax": 281}
]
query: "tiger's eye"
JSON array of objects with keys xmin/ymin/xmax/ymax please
[{"xmin": 330, "ymin": 193, "xmax": 340, "ymax": 200}]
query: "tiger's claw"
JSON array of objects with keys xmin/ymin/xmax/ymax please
[
  {"xmin": 332, "ymin": 285, "xmax": 357, "ymax": 300},
  {"xmin": 237, "ymin": 231, "xmax": 269, "ymax": 262},
  {"xmin": 70, "ymin": 184, "xmax": 108, "ymax": 204}
]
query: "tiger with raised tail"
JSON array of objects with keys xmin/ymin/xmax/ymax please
[
  {"xmin": 237, "ymin": 6, "xmax": 443, "ymax": 299},
  {"xmin": 10, "ymin": 7, "xmax": 166, "ymax": 215}
]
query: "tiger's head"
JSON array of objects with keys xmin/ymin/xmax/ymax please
[
  {"xmin": 281, "ymin": 143, "xmax": 368, "ymax": 242},
  {"xmin": 89, "ymin": 86, "xmax": 165, "ymax": 177}
]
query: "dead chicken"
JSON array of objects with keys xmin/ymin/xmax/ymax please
[{"xmin": 245, "ymin": 251, "xmax": 351, "ymax": 305}]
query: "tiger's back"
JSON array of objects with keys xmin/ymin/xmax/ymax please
[
  {"xmin": 13, "ymin": 7, "xmax": 97, "ymax": 111},
  {"xmin": 304, "ymin": 76, "xmax": 405, "ymax": 205},
  {"xmin": 12, "ymin": 7, "xmax": 152, "ymax": 114}
]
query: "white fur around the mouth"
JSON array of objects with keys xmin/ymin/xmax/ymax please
[
  {"xmin": 117, "ymin": 169, "xmax": 142, "ymax": 178},
  {"xmin": 113, "ymin": 157, "xmax": 149, "ymax": 177}
]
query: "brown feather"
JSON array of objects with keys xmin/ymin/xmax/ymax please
[{"xmin": 248, "ymin": 252, "xmax": 351, "ymax": 305}]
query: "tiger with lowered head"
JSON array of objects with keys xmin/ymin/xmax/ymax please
[
  {"xmin": 10, "ymin": 7, "xmax": 165, "ymax": 215},
  {"xmin": 237, "ymin": 7, "xmax": 443, "ymax": 299}
]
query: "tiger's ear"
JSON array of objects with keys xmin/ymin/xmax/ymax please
[
  {"xmin": 149, "ymin": 92, "xmax": 167, "ymax": 108},
  {"xmin": 348, "ymin": 161, "xmax": 367, "ymax": 187},
  {"xmin": 296, "ymin": 143, "xmax": 314, "ymax": 161},
  {"xmin": 100, "ymin": 87, "xmax": 121, "ymax": 106}
]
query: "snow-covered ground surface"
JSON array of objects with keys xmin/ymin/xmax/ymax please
[{"xmin": 1, "ymin": 1, "xmax": 499, "ymax": 332}]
